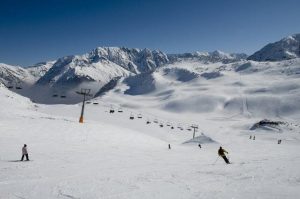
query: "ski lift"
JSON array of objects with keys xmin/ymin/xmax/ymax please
[
  {"xmin": 130, "ymin": 113, "xmax": 134, "ymax": 120},
  {"xmin": 177, "ymin": 124, "xmax": 183, "ymax": 131},
  {"xmin": 52, "ymin": 87, "xmax": 58, "ymax": 97},
  {"xmin": 60, "ymin": 85, "xmax": 67, "ymax": 98},
  {"xmin": 109, "ymin": 105, "xmax": 115, "ymax": 113},
  {"xmin": 154, "ymin": 119, "xmax": 158, "ymax": 123},
  {"xmin": 137, "ymin": 113, "xmax": 142, "ymax": 119},
  {"xmin": 118, "ymin": 107, "xmax": 123, "ymax": 113},
  {"xmin": 15, "ymin": 81, "xmax": 22, "ymax": 90},
  {"xmin": 7, "ymin": 81, "xmax": 13, "ymax": 89}
]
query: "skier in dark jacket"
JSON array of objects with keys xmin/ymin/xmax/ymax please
[
  {"xmin": 218, "ymin": 146, "xmax": 230, "ymax": 164},
  {"xmin": 21, "ymin": 144, "xmax": 29, "ymax": 161}
]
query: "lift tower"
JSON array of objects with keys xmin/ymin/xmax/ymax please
[{"xmin": 76, "ymin": 88, "xmax": 92, "ymax": 123}]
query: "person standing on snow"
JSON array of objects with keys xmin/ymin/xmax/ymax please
[
  {"xmin": 218, "ymin": 146, "xmax": 230, "ymax": 164},
  {"xmin": 21, "ymin": 144, "xmax": 29, "ymax": 161}
]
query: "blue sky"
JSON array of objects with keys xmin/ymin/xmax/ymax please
[{"xmin": 0, "ymin": 0, "xmax": 300, "ymax": 66}]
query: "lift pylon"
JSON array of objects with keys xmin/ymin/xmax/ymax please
[{"xmin": 76, "ymin": 88, "xmax": 92, "ymax": 123}]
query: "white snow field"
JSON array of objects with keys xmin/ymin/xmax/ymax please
[{"xmin": 1, "ymin": 58, "xmax": 300, "ymax": 199}]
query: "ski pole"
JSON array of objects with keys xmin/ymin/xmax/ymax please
[{"xmin": 213, "ymin": 156, "xmax": 220, "ymax": 165}]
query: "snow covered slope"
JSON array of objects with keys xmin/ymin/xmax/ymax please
[
  {"xmin": 1, "ymin": 71, "xmax": 300, "ymax": 199},
  {"xmin": 104, "ymin": 58, "xmax": 300, "ymax": 120},
  {"xmin": 248, "ymin": 33, "xmax": 300, "ymax": 61}
]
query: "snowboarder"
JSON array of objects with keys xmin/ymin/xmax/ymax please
[
  {"xmin": 168, "ymin": 144, "xmax": 171, "ymax": 149},
  {"xmin": 218, "ymin": 146, "xmax": 230, "ymax": 164},
  {"xmin": 253, "ymin": 136, "xmax": 256, "ymax": 140},
  {"xmin": 21, "ymin": 144, "xmax": 29, "ymax": 161},
  {"xmin": 198, "ymin": 144, "xmax": 202, "ymax": 148},
  {"xmin": 249, "ymin": 135, "xmax": 252, "ymax": 139}
]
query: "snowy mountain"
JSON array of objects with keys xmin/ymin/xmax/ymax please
[
  {"xmin": 248, "ymin": 33, "xmax": 300, "ymax": 61},
  {"xmin": 1, "ymin": 33, "xmax": 300, "ymax": 104},
  {"xmin": 0, "ymin": 63, "xmax": 33, "ymax": 86},
  {"xmin": 89, "ymin": 47, "xmax": 169, "ymax": 73},
  {"xmin": 36, "ymin": 47, "xmax": 169, "ymax": 87},
  {"xmin": 26, "ymin": 61, "xmax": 55, "ymax": 81}
]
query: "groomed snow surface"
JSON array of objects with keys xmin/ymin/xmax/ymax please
[{"xmin": 1, "ymin": 59, "xmax": 300, "ymax": 199}]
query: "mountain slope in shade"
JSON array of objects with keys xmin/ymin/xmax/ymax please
[{"xmin": 248, "ymin": 34, "xmax": 300, "ymax": 61}]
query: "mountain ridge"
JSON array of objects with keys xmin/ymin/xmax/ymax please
[{"xmin": 248, "ymin": 33, "xmax": 300, "ymax": 61}]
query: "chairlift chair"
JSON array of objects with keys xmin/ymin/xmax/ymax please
[
  {"xmin": 93, "ymin": 102, "xmax": 99, "ymax": 105},
  {"xmin": 146, "ymin": 120, "xmax": 151, "ymax": 124},
  {"xmin": 129, "ymin": 113, "xmax": 134, "ymax": 120},
  {"xmin": 118, "ymin": 108, "xmax": 123, "ymax": 113},
  {"xmin": 154, "ymin": 119, "xmax": 158, "ymax": 123},
  {"xmin": 60, "ymin": 86, "xmax": 67, "ymax": 98},
  {"xmin": 86, "ymin": 101, "xmax": 91, "ymax": 104},
  {"xmin": 159, "ymin": 123, "xmax": 164, "ymax": 128},
  {"xmin": 52, "ymin": 87, "xmax": 58, "ymax": 97},
  {"xmin": 109, "ymin": 105, "xmax": 115, "ymax": 113},
  {"xmin": 137, "ymin": 113, "xmax": 142, "ymax": 119},
  {"xmin": 171, "ymin": 126, "xmax": 174, "ymax": 129},
  {"xmin": 14, "ymin": 81, "xmax": 22, "ymax": 89},
  {"xmin": 7, "ymin": 81, "xmax": 13, "ymax": 89},
  {"xmin": 166, "ymin": 122, "xmax": 171, "ymax": 126}
]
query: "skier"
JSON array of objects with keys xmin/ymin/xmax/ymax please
[
  {"xmin": 198, "ymin": 144, "xmax": 202, "ymax": 148},
  {"xmin": 218, "ymin": 146, "xmax": 230, "ymax": 164},
  {"xmin": 21, "ymin": 144, "xmax": 29, "ymax": 161}
]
